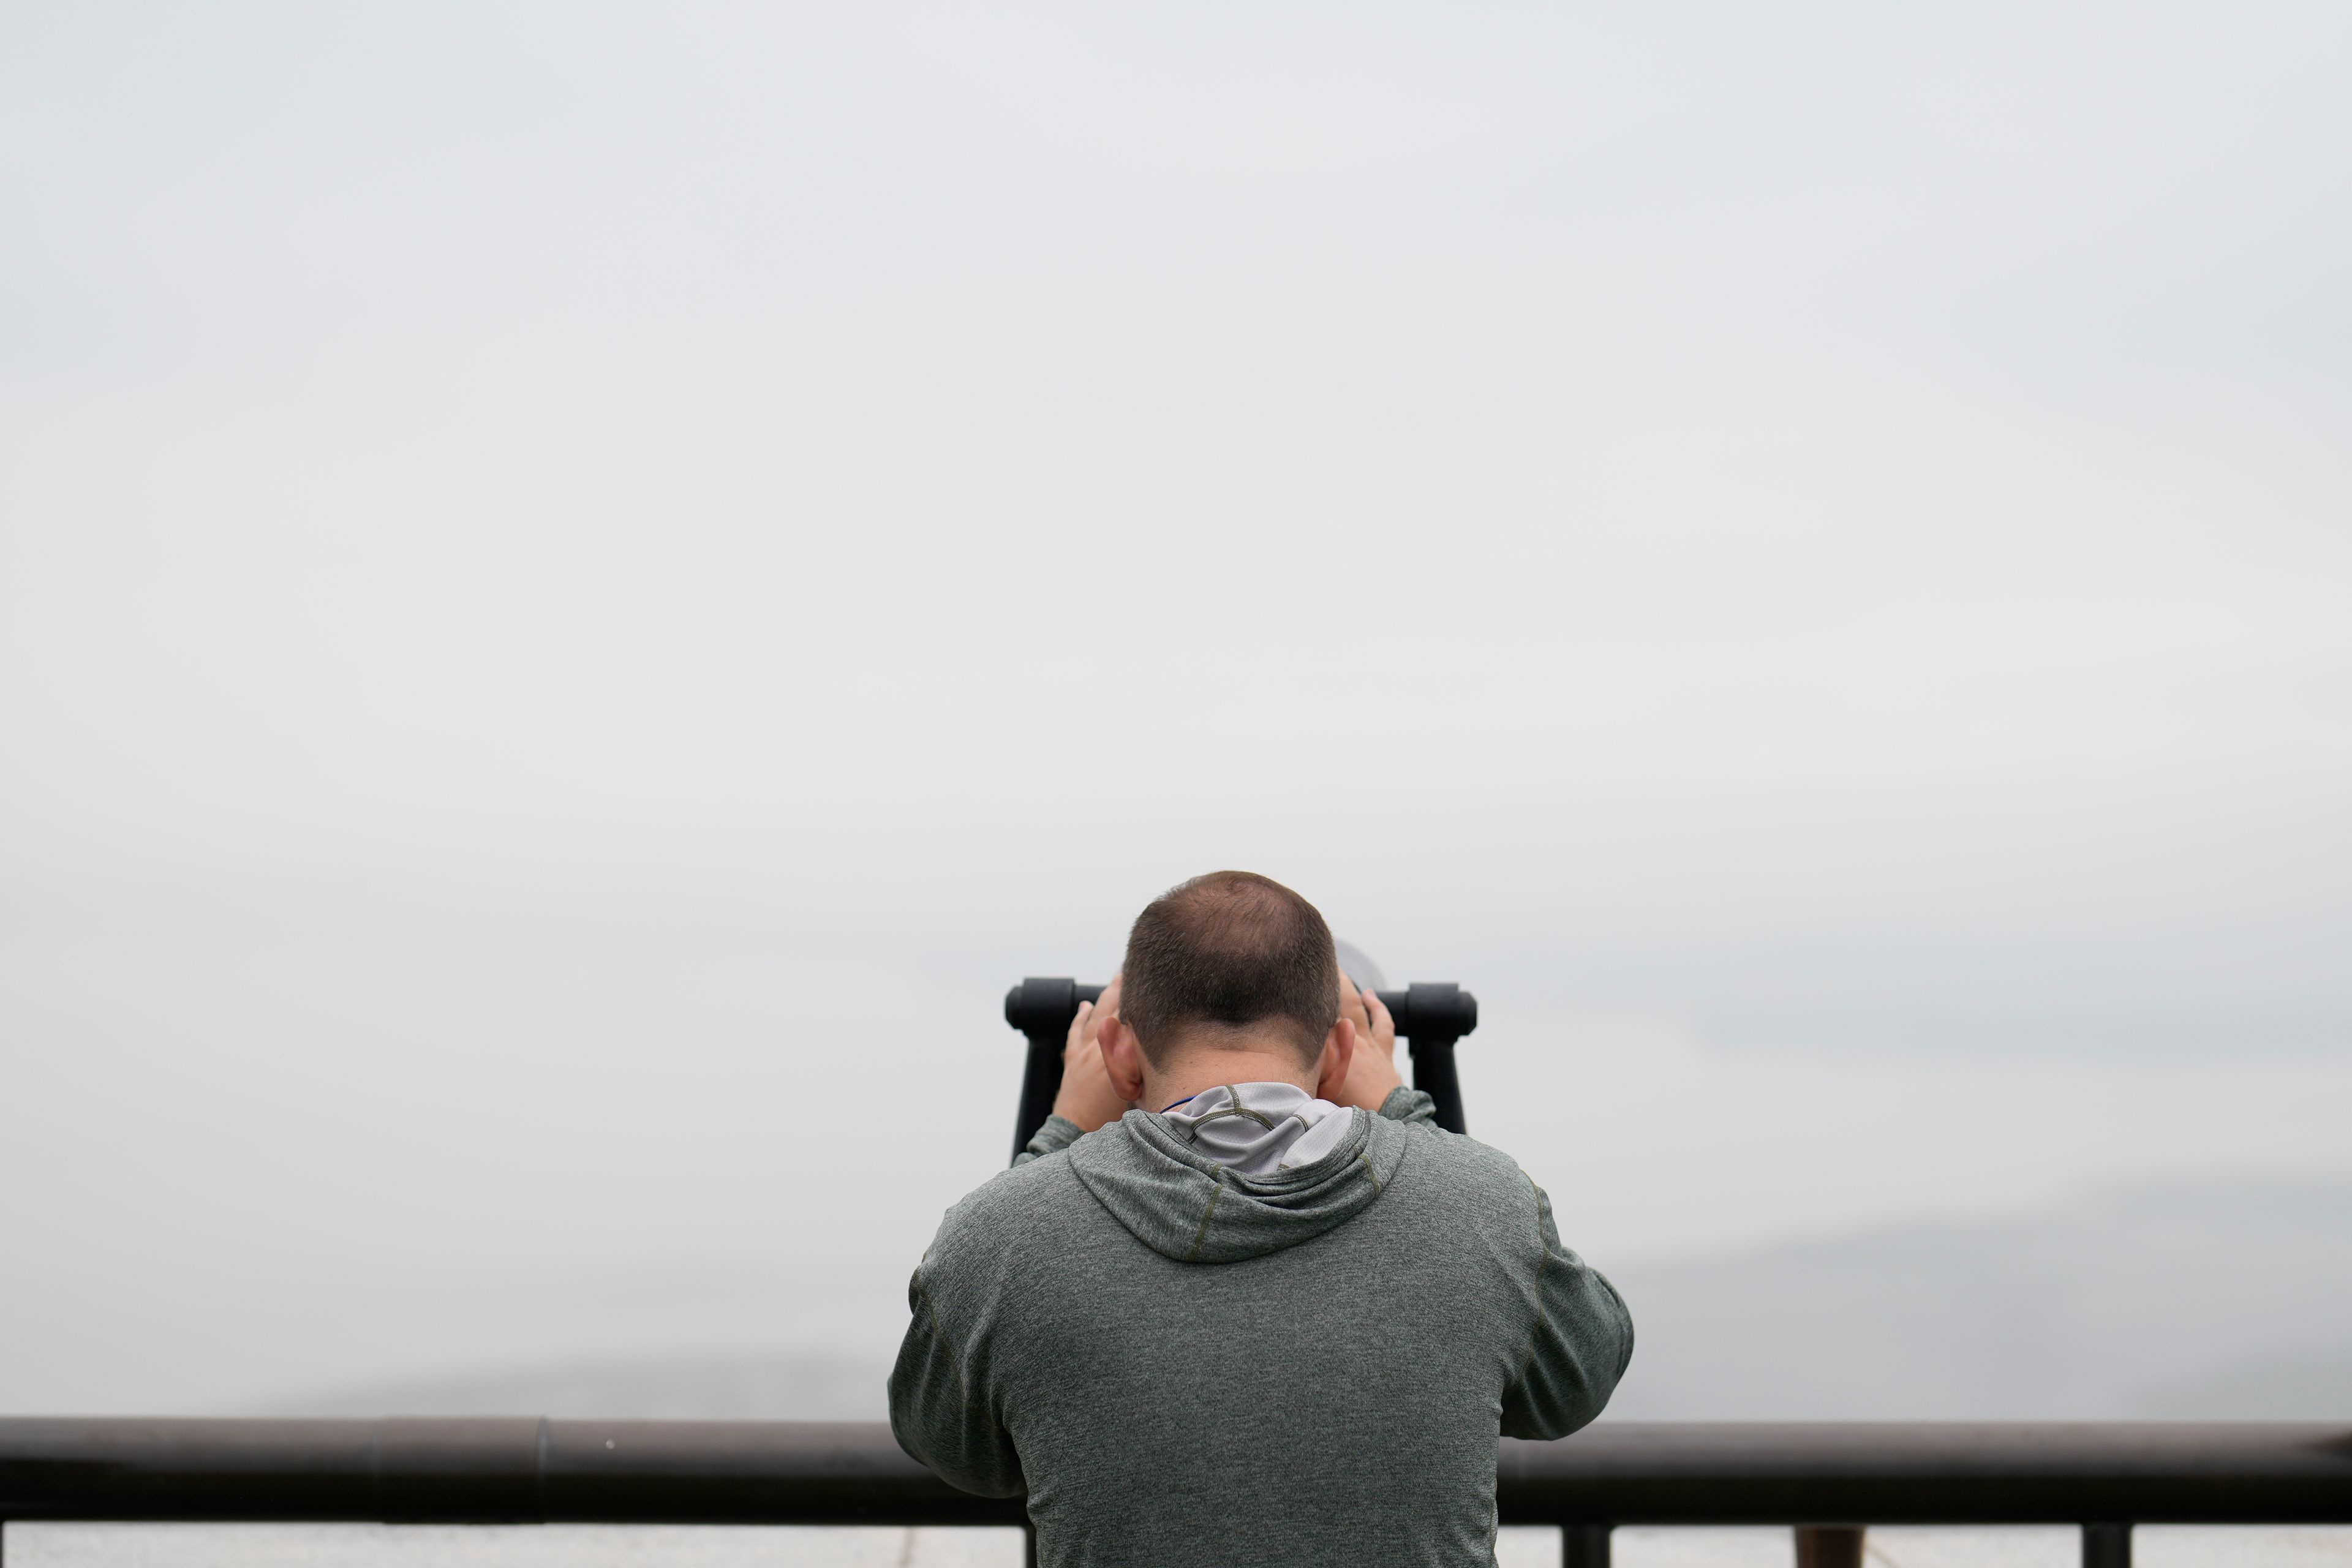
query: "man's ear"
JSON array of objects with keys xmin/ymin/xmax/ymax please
[
  {"xmin": 1315, "ymin": 1017, "xmax": 1357, "ymax": 1103},
  {"xmin": 1098, "ymin": 1011, "xmax": 1148, "ymax": 1104}
]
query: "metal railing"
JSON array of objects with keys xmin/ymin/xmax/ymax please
[{"xmin": 5, "ymin": 1419, "xmax": 2350, "ymax": 1567}]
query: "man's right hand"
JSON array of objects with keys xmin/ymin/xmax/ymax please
[{"xmin": 1049, "ymin": 975, "xmax": 1136, "ymax": 1133}]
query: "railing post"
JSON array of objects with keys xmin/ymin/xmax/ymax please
[
  {"xmin": 2084, "ymin": 1523, "xmax": 2132, "ymax": 1568},
  {"xmin": 1565, "ymin": 1523, "xmax": 1613, "ymax": 1568},
  {"xmin": 1795, "ymin": 1526, "xmax": 1866, "ymax": 1568}
]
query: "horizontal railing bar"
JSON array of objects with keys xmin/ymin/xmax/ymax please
[
  {"xmin": 1498, "ymin": 1423, "xmax": 2352, "ymax": 1523},
  {"xmin": 2, "ymin": 1420, "xmax": 2348, "ymax": 1526}
]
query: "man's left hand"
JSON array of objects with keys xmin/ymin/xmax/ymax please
[
  {"xmin": 1334, "ymin": 980, "xmax": 1406, "ymax": 1112},
  {"xmin": 1049, "ymin": 974, "xmax": 1135, "ymax": 1134}
]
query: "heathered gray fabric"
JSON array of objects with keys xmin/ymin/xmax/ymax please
[{"xmin": 889, "ymin": 1087, "xmax": 1634, "ymax": 1568}]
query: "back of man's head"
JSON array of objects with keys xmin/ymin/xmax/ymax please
[{"xmin": 1119, "ymin": 871, "xmax": 1340, "ymax": 1065}]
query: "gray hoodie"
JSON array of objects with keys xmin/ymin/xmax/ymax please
[{"xmin": 889, "ymin": 1087, "xmax": 1634, "ymax": 1568}]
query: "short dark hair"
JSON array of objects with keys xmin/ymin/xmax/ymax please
[{"xmin": 1119, "ymin": 871, "xmax": 1340, "ymax": 1065}]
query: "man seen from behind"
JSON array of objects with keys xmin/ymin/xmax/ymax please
[{"xmin": 889, "ymin": 870, "xmax": 1634, "ymax": 1567}]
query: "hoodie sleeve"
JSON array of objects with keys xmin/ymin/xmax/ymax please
[
  {"xmin": 888, "ymin": 1264, "xmax": 1027, "ymax": 1498},
  {"xmin": 1011, "ymin": 1114, "xmax": 1083, "ymax": 1167},
  {"xmin": 1378, "ymin": 1085, "xmax": 1438, "ymax": 1125},
  {"xmin": 1499, "ymin": 1178, "xmax": 1636, "ymax": 1440}
]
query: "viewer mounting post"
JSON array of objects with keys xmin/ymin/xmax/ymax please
[
  {"xmin": 1391, "ymin": 981, "xmax": 1476, "ymax": 1136},
  {"xmin": 1001, "ymin": 976, "xmax": 1479, "ymax": 1160}
]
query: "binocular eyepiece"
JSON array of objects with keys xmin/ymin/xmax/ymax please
[{"xmin": 1001, "ymin": 976, "xmax": 1477, "ymax": 1161}]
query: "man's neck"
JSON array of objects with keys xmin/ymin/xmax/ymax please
[{"xmin": 1142, "ymin": 1039, "xmax": 1318, "ymax": 1113}]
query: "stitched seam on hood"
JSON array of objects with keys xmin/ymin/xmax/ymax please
[
  {"xmin": 1184, "ymin": 1085, "xmax": 1281, "ymax": 1133},
  {"xmin": 1183, "ymin": 1172, "xmax": 1227, "ymax": 1264},
  {"xmin": 1188, "ymin": 1106, "xmax": 1282, "ymax": 1133}
]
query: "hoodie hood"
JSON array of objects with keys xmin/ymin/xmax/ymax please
[
  {"xmin": 1161, "ymin": 1082, "xmax": 1355, "ymax": 1176},
  {"xmin": 1065, "ymin": 1102, "xmax": 1412, "ymax": 1264}
]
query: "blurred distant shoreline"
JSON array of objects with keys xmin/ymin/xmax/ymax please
[{"xmin": 246, "ymin": 1174, "xmax": 2352, "ymax": 1426}]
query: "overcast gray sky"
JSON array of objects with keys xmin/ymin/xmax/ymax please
[{"xmin": 4, "ymin": 1, "xmax": 2349, "ymax": 1414}]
